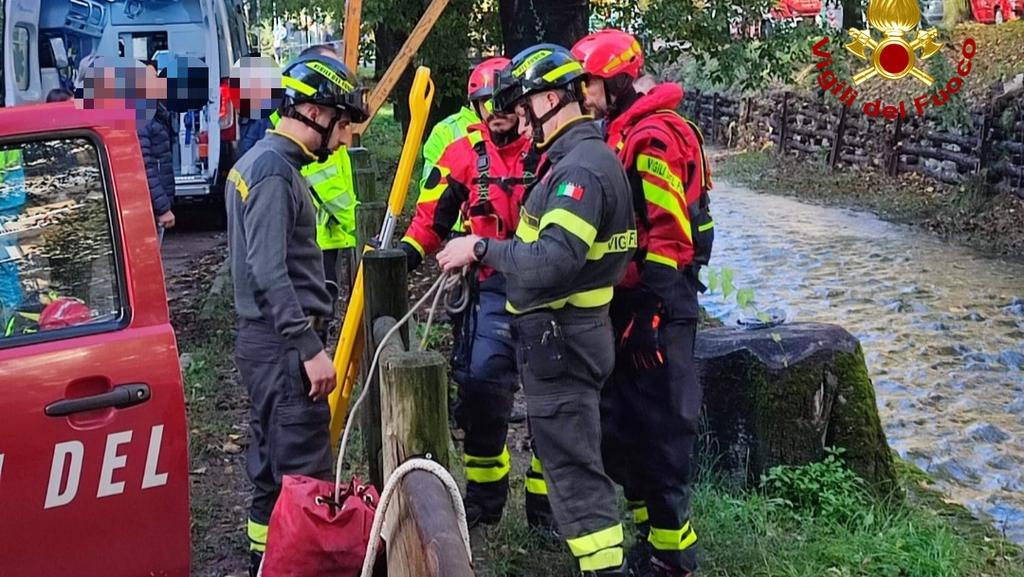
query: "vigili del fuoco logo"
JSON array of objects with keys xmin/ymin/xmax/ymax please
[{"xmin": 810, "ymin": 0, "xmax": 977, "ymax": 121}]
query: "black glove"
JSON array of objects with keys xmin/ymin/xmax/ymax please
[
  {"xmin": 619, "ymin": 298, "xmax": 664, "ymax": 371},
  {"xmin": 398, "ymin": 241, "xmax": 423, "ymax": 272}
]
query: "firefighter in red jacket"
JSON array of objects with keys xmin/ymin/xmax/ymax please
[
  {"xmin": 398, "ymin": 57, "xmax": 552, "ymax": 531},
  {"xmin": 573, "ymin": 30, "xmax": 715, "ymax": 577}
]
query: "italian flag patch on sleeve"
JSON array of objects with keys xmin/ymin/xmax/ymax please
[{"xmin": 556, "ymin": 181, "xmax": 585, "ymax": 201}]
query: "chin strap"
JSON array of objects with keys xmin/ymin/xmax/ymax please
[
  {"xmin": 286, "ymin": 104, "xmax": 340, "ymax": 162},
  {"xmin": 526, "ymin": 89, "xmax": 577, "ymax": 145}
]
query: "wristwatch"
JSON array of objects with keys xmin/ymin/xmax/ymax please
[{"xmin": 473, "ymin": 238, "xmax": 489, "ymax": 261}]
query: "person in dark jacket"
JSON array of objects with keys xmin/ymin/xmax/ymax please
[{"xmin": 137, "ymin": 62, "xmax": 176, "ymax": 238}]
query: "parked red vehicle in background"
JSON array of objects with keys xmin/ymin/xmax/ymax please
[
  {"xmin": 0, "ymin": 102, "xmax": 190, "ymax": 577},
  {"xmin": 971, "ymin": 0, "xmax": 1017, "ymax": 22},
  {"xmin": 772, "ymin": 0, "xmax": 824, "ymax": 19}
]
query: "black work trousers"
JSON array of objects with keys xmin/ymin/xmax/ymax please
[
  {"xmin": 452, "ymin": 275, "xmax": 551, "ymax": 525},
  {"xmin": 603, "ymin": 300, "xmax": 701, "ymax": 572},
  {"xmin": 235, "ymin": 319, "xmax": 332, "ymax": 552},
  {"xmin": 513, "ymin": 306, "xmax": 624, "ymax": 572}
]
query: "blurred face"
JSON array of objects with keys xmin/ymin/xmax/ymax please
[
  {"xmin": 233, "ymin": 56, "xmax": 283, "ymax": 119},
  {"xmin": 582, "ymin": 77, "xmax": 608, "ymax": 118},
  {"xmin": 143, "ymin": 64, "xmax": 167, "ymax": 100}
]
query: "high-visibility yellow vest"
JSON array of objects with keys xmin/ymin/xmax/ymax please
[
  {"xmin": 303, "ymin": 146, "xmax": 357, "ymax": 250},
  {"xmin": 269, "ymin": 113, "xmax": 357, "ymax": 250}
]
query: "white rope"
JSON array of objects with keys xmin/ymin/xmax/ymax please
[
  {"xmin": 334, "ymin": 270, "xmax": 450, "ymax": 501},
  {"xmin": 358, "ymin": 457, "xmax": 472, "ymax": 577},
  {"xmin": 331, "ymin": 268, "xmax": 473, "ymax": 573}
]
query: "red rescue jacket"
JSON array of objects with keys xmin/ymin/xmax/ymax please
[
  {"xmin": 606, "ymin": 83, "xmax": 713, "ymax": 292},
  {"xmin": 402, "ymin": 125, "xmax": 537, "ymax": 278}
]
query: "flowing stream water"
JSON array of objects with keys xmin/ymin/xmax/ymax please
[{"xmin": 702, "ymin": 181, "xmax": 1024, "ymax": 543}]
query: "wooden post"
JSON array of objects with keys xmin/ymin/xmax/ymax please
[
  {"xmin": 692, "ymin": 89, "xmax": 702, "ymax": 128},
  {"xmin": 829, "ymin": 103, "xmax": 849, "ymax": 171},
  {"xmin": 342, "ymin": 0, "xmax": 363, "ymax": 72},
  {"xmin": 356, "ymin": 201, "xmax": 386, "ymax": 259},
  {"xmin": 977, "ymin": 108, "xmax": 993, "ymax": 175},
  {"xmin": 778, "ymin": 92, "xmax": 790, "ymax": 154},
  {"xmin": 887, "ymin": 114, "xmax": 903, "ymax": 178},
  {"xmin": 710, "ymin": 93, "xmax": 719, "ymax": 144},
  {"xmin": 361, "ymin": 249, "xmax": 410, "ymax": 489},
  {"xmin": 380, "ymin": 349, "xmax": 450, "ymax": 473},
  {"xmin": 380, "ymin": 347, "xmax": 472, "ymax": 577}
]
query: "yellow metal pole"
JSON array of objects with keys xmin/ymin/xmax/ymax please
[{"xmin": 328, "ymin": 67, "xmax": 436, "ymax": 444}]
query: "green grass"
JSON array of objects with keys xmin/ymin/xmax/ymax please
[{"xmin": 471, "ymin": 453, "xmax": 1023, "ymax": 577}]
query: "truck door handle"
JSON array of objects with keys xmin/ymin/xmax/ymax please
[{"xmin": 45, "ymin": 384, "xmax": 151, "ymax": 417}]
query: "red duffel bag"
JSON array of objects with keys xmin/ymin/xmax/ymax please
[{"xmin": 260, "ymin": 475, "xmax": 382, "ymax": 577}]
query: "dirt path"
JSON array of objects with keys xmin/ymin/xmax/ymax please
[{"xmin": 162, "ymin": 226, "xmax": 249, "ymax": 577}]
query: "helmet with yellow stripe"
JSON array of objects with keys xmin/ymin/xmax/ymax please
[
  {"xmin": 492, "ymin": 44, "xmax": 585, "ymax": 115},
  {"xmin": 281, "ymin": 55, "xmax": 368, "ymax": 123}
]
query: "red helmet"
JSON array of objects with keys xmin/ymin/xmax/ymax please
[
  {"xmin": 39, "ymin": 297, "xmax": 92, "ymax": 331},
  {"xmin": 467, "ymin": 57, "xmax": 511, "ymax": 102},
  {"xmin": 571, "ymin": 29, "xmax": 644, "ymax": 80}
]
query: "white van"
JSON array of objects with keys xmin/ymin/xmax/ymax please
[{"xmin": 3, "ymin": 0, "xmax": 252, "ymax": 205}]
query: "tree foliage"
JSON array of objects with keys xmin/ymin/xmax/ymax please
[{"xmin": 640, "ymin": 0, "xmax": 831, "ymax": 93}]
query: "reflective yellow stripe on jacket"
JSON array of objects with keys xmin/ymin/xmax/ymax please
[{"xmin": 506, "ymin": 206, "xmax": 635, "ymax": 313}]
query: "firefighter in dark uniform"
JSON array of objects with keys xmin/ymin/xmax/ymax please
[
  {"xmin": 225, "ymin": 54, "xmax": 368, "ymax": 577},
  {"xmin": 437, "ymin": 44, "xmax": 637, "ymax": 577},
  {"xmin": 398, "ymin": 57, "xmax": 554, "ymax": 531},
  {"xmin": 573, "ymin": 29, "xmax": 715, "ymax": 577}
]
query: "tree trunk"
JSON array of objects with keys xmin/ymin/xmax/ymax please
[
  {"xmin": 841, "ymin": 0, "xmax": 864, "ymax": 30},
  {"xmin": 499, "ymin": 0, "xmax": 590, "ymax": 56},
  {"xmin": 374, "ymin": 20, "xmax": 416, "ymax": 134},
  {"xmin": 695, "ymin": 322, "xmax": 898, "ymax": 495}
]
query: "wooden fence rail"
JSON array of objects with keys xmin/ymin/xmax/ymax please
[{"xmin": 680, "ymin": 87, "xmax": 1024, "ymax": 201}]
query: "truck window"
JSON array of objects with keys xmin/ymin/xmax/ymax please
[
  {"xmin": 12, "ymin": 25, "xmax": 31, "ymax": 91},
  {"xmin": 0, "ymin": 137, "xmax": 126, "ymax": 343}
]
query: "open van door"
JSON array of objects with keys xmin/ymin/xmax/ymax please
[
  {"xmin": 3, "ymin": 0, "xmax": 42, "ymax": 106},
  {"xmin": 202, "ymin": 0, "xmax": 221, "ymax": 193}
]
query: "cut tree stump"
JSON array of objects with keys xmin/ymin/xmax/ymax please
[{"xmin": 695, "ymin": 322, "xmax": 898, "ymax": 494}]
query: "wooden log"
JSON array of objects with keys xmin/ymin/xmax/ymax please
[
  {"xmin": 696, "ymin": 323, "xmax": 898, "ymax": 494},
  {"xmin": 787, "ymin": 140, "xmax": 827, "ymax": 154},
  {"xmin": 380, "ymin": 350, "xmax": 471, "ymax": 577},
  {"xmin": 362, "ymin": 249, "xmax": 411, "ymax": 489},
  {"xmin": 900, "ymin": 163, "xmax": 964, "ymax": 184},
  {"xmin": 789, "ymin": 126, "xmax": 837, "ymax": 140},
  {"xmin": 389, "ymin": 470, "xmax": 475, "ymax": 577},
  {"xmin": 899, "ymin": 143, "xmax": 977, "ymax": 168},
  {"xmin": 924, "ymin": 130, "xmax": 977, "ymax": 149},
  {"xmin": 994, "ymin": 139, "xmax": 1024, "ymax": 155}
]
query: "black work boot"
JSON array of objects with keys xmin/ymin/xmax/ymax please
[
  {"xmin": 625, "ymin": 536, "xmax": 653, "ymax": 575},
  {"xmin": 632, "ymin": 556, "xmax": 694, "ymax": 577},
  {"xmin": 581, "ymin": 561, "xmax": 628, "ymax": 577},
  {"xmin": 525, "ymin": 491, "xmax": 561, "ymax": 545},
  {"xmin": 248, "ymin": 551, "xmax": 263, "ymax": 577},
  {"xmin": 464, "ymin": 498, "xmax": 503, "ymax": 530}
]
